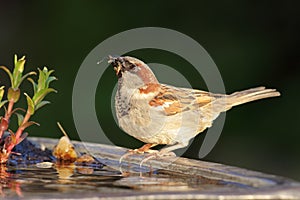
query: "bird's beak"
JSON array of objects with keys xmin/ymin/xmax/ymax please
[{"xmin": 108, "ymin": 55, "xmax": 122, "ymax": 76}]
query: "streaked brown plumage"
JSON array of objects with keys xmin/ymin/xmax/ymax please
[{"xmin": 110, "ymin": 56, "xmax": 281, "ymax": 156}]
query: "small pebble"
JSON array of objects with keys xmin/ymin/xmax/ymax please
[{"xmin": 36, "ymin": 162, "xmax": 53, "ymax": 168}]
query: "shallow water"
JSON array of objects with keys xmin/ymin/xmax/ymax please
[
  {"xmin": 3, "ymin": 137, "xmax": 294, "ymax": 199},
  {"xmin": 1, "ymin": 163, "xmax": 255, "ymax": 199}
]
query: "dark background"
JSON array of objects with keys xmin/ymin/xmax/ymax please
[{"xmin": 0, "ymin": 1, "xmax": 299, "ymax": 180}]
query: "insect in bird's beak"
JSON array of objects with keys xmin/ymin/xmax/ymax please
[
  {"xmin": 114, "ymin": 65, "xmax": 122, "ymax": 76},
  {"xmin": 108, "ymin": 55, "xmax": 123, "ymax": 76}
]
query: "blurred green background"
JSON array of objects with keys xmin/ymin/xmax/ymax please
[{"xmin": 0, "ymin": 1, "xmax": 299, "ymax": 180}]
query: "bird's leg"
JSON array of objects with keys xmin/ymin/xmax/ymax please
[
  {"xmin": 119, "ymin": 143, "xmax": 157, "ymax": 164},
  {"xmin": 158, "ymin": 142, "xmax": 188, "ymax": 155},
  {"xmin": 130, "ymin": 143, "xmax": 158, "ymax": 154}
]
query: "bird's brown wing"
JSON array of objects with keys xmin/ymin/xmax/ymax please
[{"xmin": 149, "ymin": 84, "xmax": 222, "ymax": 116}]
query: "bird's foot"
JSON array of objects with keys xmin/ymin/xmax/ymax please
[
  {"xmin": 119, "ymin": 143, "xmax": 157, "ymax": 164},
  {"xmin": 139, "ymin": 150, "xmax": 176, "ymax": 168}
]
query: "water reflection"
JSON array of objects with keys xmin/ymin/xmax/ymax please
[
  {"xmin": 0, "ymin": 162, "xmax": 253, "ymax": 199},
  {"xmin": 0, "ymin": 165, "xmax": 22, "ymax": 197}
]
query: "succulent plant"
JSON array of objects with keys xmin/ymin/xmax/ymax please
[
  {"xmin": 26, "ymin": 67, "xmax": 57, "ymax": 115},
  {"xmin": 0, "ymin": 55, "xmax": 36, "ymax": 103},
  {"xmin": 0, "ymin": 55, "xmax": 57, "ymax": 163}
]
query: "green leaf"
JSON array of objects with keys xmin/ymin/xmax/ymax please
[
  {"xmin": 43, "ymin": 67, "xmax": 54, "ymax": 76},
  {"xmin": 27, "ymin": 66, "xmax": 57, "ymax": 114},
  {"xmin": 1, "ymin": 55, "xmax": 34, "ymax": 91},
  {"xmin": 0, "ymin": 66, "xmax": 13, "ymax": 86},
  {"xmin": 0, "ymin": 86, "xmax": 5, "ymax": 101},
  {"xmin": 27, "ymin": 77, "xmax": 38, "ymax": 94},
  {"xmin": 32, "ymin": 88, "xmax": 57, "ymax": 106},
  {"xmin": 37, "ymin": 68, "xmax": 46, "ymax": 92},
  {"xmin": 45, "ymin": 76, "xmax": 57, "ymax": 88},
  {"xmin": 17, "ymin": 71, "xmax": 36, "ymax": 89},
  {"xmin": 35, "ymin": 101, "xmax": 50, "ymax": 111},
  {"xmin": 12, "ymin": 55, "xmax": 26, "ymax": 89},
  {"xmin": 0, "ymin": 86, "xmax": 6, "ymax": 108},
  {"xmin": 13, "ymin": 54, "xmax": 25, "ymax": 74},
  {"xmin": 20, "ymin": 121, "xmax": 39, "ymax": 130},
  {"xmin": 24, "ymin": 93, "xmax": 35, "ymax": 115},
  {"xmin": 36, "ymin": 67, "xmax": 56, "ymax": 92},
  {"xmin": 10, "ymin": 107, "xmax": 26, "ymax": 115},
  {"xmin": 0, "ymin": 100, "xmax": 8, "ymax": 109},
  {"xmin": 46, "ymin": 69, "xmax": 55, "ymax": 78},
  {"xmin": 15, "ymin": 113, "xmax": 24, "ymax": 126}
]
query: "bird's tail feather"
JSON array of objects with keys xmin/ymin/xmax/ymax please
[{"xmin": 226, "ymin": 86, "xmax": 280, "ymax": 109}]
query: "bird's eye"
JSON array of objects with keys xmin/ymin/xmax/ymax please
[{"xmin": 124, "ymin": 61, "xmax": 136, "ymax": 70}]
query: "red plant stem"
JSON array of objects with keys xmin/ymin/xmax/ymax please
[
  {"xmin": 16, "ymin": 111, "xmax": 31, "ymax": 140},
  {"xmin": 6, "ymin": 111, "xmax": 31, "ymax": 152},
  {"xmin": 0, "ymin": 129, "xmax": 4, "ymax": 139},
  {"xmin": 0, "ymin": 100, "xmax": 14, "ymax": 138},
  {"xmin": 5, "ymin": 100, "xmax": 14, "ymax": 119}
]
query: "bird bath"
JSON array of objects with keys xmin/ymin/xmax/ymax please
[{"xmin": 1, "ymin": 137, "xmax": 300, "ymax": 199}]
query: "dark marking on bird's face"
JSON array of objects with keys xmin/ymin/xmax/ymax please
[{"xmin": 108, "ymin": 56, "xmax": 138, "ymax": 78}]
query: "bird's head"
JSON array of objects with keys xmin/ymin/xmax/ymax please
[{"xmin": 108, "ymin": 56, "xmax": 158, "ymax": 84}]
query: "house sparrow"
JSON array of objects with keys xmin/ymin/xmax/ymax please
[{"xmin": 109, "ymin": 56, "xmax": 280, "ymax": 159}]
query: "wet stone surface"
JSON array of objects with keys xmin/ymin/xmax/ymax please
[
  {"xmin": 1, "ymin": 164, "xmax": 257, "ymax": 199},
  {"xmin": 0, "ymin": 137, "xmax": 300, "ymax": 199}
]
